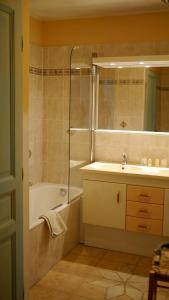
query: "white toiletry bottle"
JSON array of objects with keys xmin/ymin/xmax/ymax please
[
  {"xmin": 141, "ymin": 157, "xmax": 147, "ymax": 166},
  {"xmin": 155, "ymin": 159, "xmax": 160, "ymax": 167},
  {"xmin": 148, "ymin": 158, "xmax": 152, "ymax": 167}
]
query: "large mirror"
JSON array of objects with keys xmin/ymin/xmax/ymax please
[{"xmin": 93, "ymin": 56, "xmax": 169, "ymax": 132}]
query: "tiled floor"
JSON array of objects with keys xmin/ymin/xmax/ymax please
[{"xmin": 29, "ymin": 244, "xmax": 169, "ymax": 300}]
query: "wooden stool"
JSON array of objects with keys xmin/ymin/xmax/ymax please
[{"xmin": 148, "ymin": 248, "xmax": 169, "ymax": 300}]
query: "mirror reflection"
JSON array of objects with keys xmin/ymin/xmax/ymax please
[{"xmin": 96, "ymin": 66, "xmax": 169, "ymax": 132}]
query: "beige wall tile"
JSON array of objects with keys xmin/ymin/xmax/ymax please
[
  {"xmin": 95, "ymin": 131, "xmax": 169, "ymax": 166},
  {"xmin": 30, "ymin": 44, "xmax": 43, "ymax": 69},
  {"xmin": 44, "ymin": 77, "xmax": 64, "ymax": 100}
]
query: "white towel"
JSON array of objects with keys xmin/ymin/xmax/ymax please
[{"xmin": 40, "ymin": 210, "xmax": 67, "ymax": 238}]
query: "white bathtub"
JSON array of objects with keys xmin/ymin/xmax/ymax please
[{"xmin": 29, "ymin": 183, "xmax": 82, "ymax": 230}]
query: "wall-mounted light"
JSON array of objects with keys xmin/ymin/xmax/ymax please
[{"xmin": 93, "ymin": 55, "xmax": 169, "ymax": 69}]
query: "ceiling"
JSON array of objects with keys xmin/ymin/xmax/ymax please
[{"xmin": 30, "ymin": 0, "xmax": 169, "ymax": 20}]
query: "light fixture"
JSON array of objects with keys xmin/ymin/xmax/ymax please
[
  {"xmin": 92, "ymin": 55, "xmax": 169, "ymax": 68},
  {"xmin": 118, "ymin": 66, "xmax": 123, "ymax": 69}
]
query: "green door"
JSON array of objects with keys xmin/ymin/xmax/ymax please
[{"xmin": 0, "ymin": 0, "xmax": 23, "ymax": 299}]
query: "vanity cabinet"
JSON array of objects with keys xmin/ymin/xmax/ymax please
[
  {"xmin": 81, "ymin": 162, "xmax": 169, "ymax": 255},
  {"xmin": 126, "ymin": 185, "xmax": 164, "ymax": 235},
  {"xmin": 163, "ymin": 189, "xmax": 169, "ymax": 236},
  {"xmin": 83, "ymin": 180, "xmax": 126, "ymax": 229}
]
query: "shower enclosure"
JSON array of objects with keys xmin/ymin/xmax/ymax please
[
  {"xmin": 29, "ymin": 44, "xmax": 94, "ymax": 203},
  {"xmin": 28, "ymin": 44, "xmax": 94, "ymax": 285},
  {"xmin": 69, "ymin": 46, "xmax": 93, "ymax": 195}
]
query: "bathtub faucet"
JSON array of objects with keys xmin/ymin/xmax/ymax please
[{"xmin": 122, "ymin": 152, "xmax": 127, "ymax": 170}]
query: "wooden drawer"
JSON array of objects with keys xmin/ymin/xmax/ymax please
[
  {"xmin": 126, "ymin": 216, "xmax": 163, "ymax": 235},
  {"xmin": 127, "ymin": 201, "xmax": 163, "ymax": 220},
  {"xmin": 127, "ymin": 185, "xmax": 164, "ymax": 205}
]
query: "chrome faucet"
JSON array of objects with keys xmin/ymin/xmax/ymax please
[{"xmin": 122, "ymin": 152, "xmax": 127, "ymax": 169}]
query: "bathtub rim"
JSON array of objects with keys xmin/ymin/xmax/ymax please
[
  {"xmin": 29, "ymin": 202, "xmax": 69, "ymax": 230},
  {"xmin": 29, "ymin": 182, "xmax": 82, "ymax": 194},
  {"xmin": 29, "ymin": 183, "xmax": 82, "ymax": 230}
]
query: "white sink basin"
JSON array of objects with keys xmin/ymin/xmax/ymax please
[{"xmin": 81, "ymin": 162, "xmax": 169, "ymax": 178}]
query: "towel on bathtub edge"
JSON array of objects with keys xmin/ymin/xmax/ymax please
[{"xmin": 40, "ymin": 210, "xmax": 67, "ymax": 238}]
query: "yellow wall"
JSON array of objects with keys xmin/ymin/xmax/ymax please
[
  {"xmin": 23, "ymin": 0, "xmax": 29, "ymax": 112},
  {"xmin": 30, "ymin": 17, "xmax": 43, "ymax": 46},
  {"xmin": 30, "ymin": 12, "xmax": 169, "ymax": 47},
  {"xmin": 22, "ymin": 0, "xmax": 30, "ymax": 299}
]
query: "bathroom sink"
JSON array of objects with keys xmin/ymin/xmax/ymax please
[{"xmin": 81, "ymin": 162, "xmax": 169, "ymax": 178}]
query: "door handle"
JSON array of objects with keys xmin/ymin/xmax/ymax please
[{"xmin": 117, "ymin": 192, "xmax": 120, "ymax": 204}]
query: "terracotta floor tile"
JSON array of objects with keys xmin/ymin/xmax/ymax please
[
  {"xmin": 29, "ymin": 245, "xmax": 155, "ymax": 300},
  {"xmin": 117, "ymin": 272, "xmax": 132, "ymax": 282},
  {"xmin": 74, "ymin": 282, "xmax": 106, "ymax": 300},
  {"xmin": 106, "ymin": 283, "xmax": 124, "ymax": 298},
  {"xmin": 99, "ymin": 269, "xmax": 123, "ymax": 282},
  {"xmin": 37, "ymin": 269, "xmax": 84, "ymax": 294},
  {"xmin": 127, "ymin": 274, "xmax": 149, "ymax": 293},
  {"xmin": 125, "ymin": 285, "xmax": 143, "ymax": 300},
  {"xmin": 64, "ymin": 252, "xmax": 100, "ymax": 266},
  {"xmin": 97, "ymin": 259, "xmax": 135, "ymax": 274},
  {"xmin": 69, "ymin": 296, "xmax": 91, "ymax": 300},
  {"xmin": 103, "ymin": 250, "xmax": 140, "ymax": 265},
  {"xmin": 133, "ymin": 265, "xmax": 151, "ymax": 277},
  {"xmin": 90, "ymin": 278, "xmax": 116, "ymax": 288},
  {"xmin": 69, "ymin": 244, "xmax": 106, "ymax": 259},
  {"xmin": 117, "ymin": 295, "xmax": 132, "ymax": 300},
  {"xmin": 29, "ymin": 285, "xmax": 70, "ymax": 300},
  {"xmin": 54, "ymin": 261, "xmax": 108, "ymax": 283},
  {"xmin": 137, "ymin": 256, "xmax": 152, "ymax": 267}
]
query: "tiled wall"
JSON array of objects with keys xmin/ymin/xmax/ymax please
[
  {"xmin": 29, "ymin": 45, "xmax": 71, "ymax": 185},
  {"xmin": 98, "ymin": 68, "xmax": 145, "ymax": 130},
  {"xmin": 29, "ymin": 45, "xmax": 44, "ymax": 184},
  {"xmin": 156, "ymin": 68, "xmax": 169, "ymax": 132},
  {"xmin": 29, "ymin": 45, "xmax": 91, "ymax": 186},
  {"xmin": 95, "ymin": 131, "xmax": 169, "ymax": 166},
  {"xmin": 29, "ymin": 41, "xmax": 169, "ymax": 184},
  {"xmin": 43, "ymin": 47, "xmax": 71, "ymax": 184}
]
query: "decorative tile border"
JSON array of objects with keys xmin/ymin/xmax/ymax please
[
  {"xmin": 29, "ymin": 66, "xmax": 43, "ymax": 76},
  {"xmin": 29, "ymin": 66, "xmax": 91, "ymax": 76},
  {"xmin": 157, "ymin": 86, "xmax": 169, "ymax": 91},
  {"xmin": 99, "ymin": 79, "xmax": 144, "ymax": 85}
]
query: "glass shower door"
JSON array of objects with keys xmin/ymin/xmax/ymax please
[{"xmin": 69, "ymin": 46, "xmax": 93, "ymax": 200}]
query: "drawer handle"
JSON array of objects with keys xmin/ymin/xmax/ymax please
[
  {"xmin": 117, "ymin": 192, "xmax": 120, "ymax": 204},
  {"xmin": 138, "ymin": 224, "xmax": 150, "ymax": 230},
  {"xmin": 139, "ymin": 193, "xmax": 150, "ymax": 198},
  {"xmin": 139, "ymin": 209, "xmax": 149, "ymax": 214}
]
